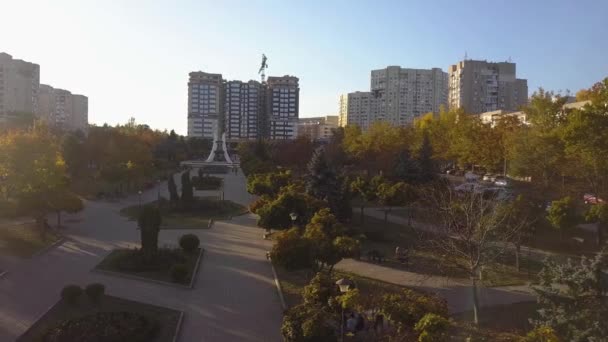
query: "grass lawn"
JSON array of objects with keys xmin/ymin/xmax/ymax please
[
  {"xmin": 120, "ymin": 198, "xmax": 247, "ymax": 229},
  {"xmin": 0, "ymin": 222, "xmax": 61, "ymax": 258},
  {"xmin": 17, "ymin": 295, "xmax": 181, "ymax": 342},
  {"xmin": 95, "ymin": 248, "xmax": 202, "ymax": 286},
  {"xmin": 349, "ymin": 214, "xmax": 542, "ymax": 286}
]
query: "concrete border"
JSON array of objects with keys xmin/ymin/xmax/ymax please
[
  {"xmin": 93, "ymin": 248, "xmax": 205, "ymax": 289},
  {"xmin": 172, "ymin": 310, "xmax": 185, "ymax": 342},
  {"xmin": 268, "ymin": 257, "xmax": 288, "ymax": 311},
  {"xmin": 31, "ymin": 237, "xmax": 66, "ymax": 258},
  {"xmin": 16, "ymin": 300, "xmax": 58, "ymax": 341}
]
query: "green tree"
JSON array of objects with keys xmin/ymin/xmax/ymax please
[
  {"xmin": 137, "ymin": 206, "xmax": 162, "ymax": 261},
  {"xmin": 377, "ymin": 181, "xmax": 417, "ymax": 224},
  {"xmin": 256, "ymin": 185, "xmax": 326, "ymax": 230},
  {"xmin": 546, "ymin": 196, "xmax": 577, "ymax": 239},
  {"xmin": 168, "ymin": 173, "xmax": 179, "ymax": 204},
  {"xmin": 394, "ymin": 149, "xmax": 420, "ymax": 183},
  {"xmin": 414, "ymin": 313, "xmax": 450, "ymax": 342},
  {"xmin": 350, "ymin": 176, "xmax": 377, "ymax": 223},
  {"xmin": 417, "ymin": 131, "xmax": 436, "ymax": 182},
  {"xmin": 281, "ymin": 303, "xmax": 337, "ymax": 342},
  {"xmin": 270, "ymin": 228, "xmax": 312, "ymax": 270},
  {"xmin": 246, "ymin": 170, "xmax": 291, "ymax": 197},
  {"xmin": 532, "ymin": 251, "xmax": 608, "ymax": 341},
  {"xmin": 48, "ymin": 190, "xmax": 84, "ymax": 228},
  {"xmin": 180, "ymin": 171, "xmax": 193, "ymax": 205},
  {"xmin": 306, "ymin": 147, "xmax": 338, "ymax": 201}
]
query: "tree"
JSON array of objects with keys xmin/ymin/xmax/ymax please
[
  {"xmin": 246, "ymin": 170, "xmax": 291, "ymax": 197},
  {"xmin": 531, "ymin": 251, "xmax": 608, "ymax": 341},
  {"xmin": 546, "ymin": 196, "xmax": 577, "ymax": 240},
  {"xmin": 48, "ymin": 190, "xmax": 84, "ymax": 228},
  {"xmin": 377, "ymin": 181, "xmax": 417, "ymax": 224},
  {"xmin": 137, "ymin": 206, "xmax": 162, "ymax": 260},
  {"xmin": 256, "ymin": 184, "xmax": 326, "ymax": 230},
  {"xmin": 168, "ymin": 173, "xmax": 179, "ymax": 204},
  {"xmin": 380, "ymin": 289, "xmax": 448, "ymax": 334},
  {"xmin": 414, "ymin": 313, "xmax": 450, "ymax": 342},
  {"xmin": 417, "ymin": 131, "xmax": 436, "ymax": 182},
  {"xmin": 504, "ymin": 194, "xmax": 542, "ymax": 271},
  {"xmin": 302, "ymin": 208, "xmax": 360, "ymax": 272},
  {"xmin": 586, "ymin": 203, "xmax": 608, "ymax": 247},
  {"xmin": 270, "ymin": 228, "xmax": 312, "ymax": 270},
  {"xmin": 180, "ymin": 171, "xmax": 193, "ymax": 205},
  {"xmin": 281, "ymin": 303, "xmax": 337, "ymax": 342},
  {"xmin": 394, "ymin": 149, "xmax": 420, "ymax": 183},
  {"xmin": 427, "ymin": 189, "xmax": 523, "ymax": 325},
  {"xmin": 306, "ymin": 147, "xmax": 338, "ymax": 201},
  {"xmin": 350, "ymin": 176, "xmax": 377, "ymax": 223}
]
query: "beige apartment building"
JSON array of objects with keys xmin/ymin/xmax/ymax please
[
  {"xmin": 38, "ymin": 84, "xmax": 88, "ymax": 132},
  {"xmin": 340, "ymin": 66, "xmax": 447, "ymax": 130},
  {"xmin": 297, "ymin": 115, "xmax": 338, "ymax": 141},
  {"xmin": 187, "ymin": 71, "xmax": 223, "ymax": 138},
  {"xmin": 449, "ymin": 60, "xmax": 528, "ymax": 114},
  {"xmin": 267, "ymin": 75, "xmax": 300, "ymax": 139},
  {"xmin": 0, "ymin": 52, "xmax": 40, "ymax": 122}
]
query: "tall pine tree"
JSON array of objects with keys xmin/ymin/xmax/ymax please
[
  {"xmin": 168, "ymin": 173, "xmax": 179, "ymax": 204},
  {"xmin": 306, "ymin": 147, "xmax": 351, "ymax": 222},
  {"xmin": 418, "ymin": 131, "xmax": 436, "ymax": 183},
  {"xmin": 181, "ymin": 170, "xmax": 194, "ymax": 204},
  {"xmin": 394, "ymin": 149, "xmax": 420, "ymax": 183}
]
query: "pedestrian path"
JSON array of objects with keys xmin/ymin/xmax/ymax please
[{"xmin": 0, "ymin": 170, "xmax": 283, "ymax": 341}]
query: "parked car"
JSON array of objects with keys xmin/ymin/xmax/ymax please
[
  {"xmin": 465, "ymin": 171, "xmax": 481, "ymax": 182},
  {"xmin": 584, "ymin": 193, "xmax": 605, "ymax": 204},
  {"xmin": 482, "ymin": 174, "xmax": 497, "ymax": 182},
  {"xmin": 494, "ymin": 176, "xmax": 509, "ymax": 187}
]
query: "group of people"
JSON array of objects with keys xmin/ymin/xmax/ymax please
[{"xmin": 343, "ymin": 311, "xmax": 390, "ymax": 337}]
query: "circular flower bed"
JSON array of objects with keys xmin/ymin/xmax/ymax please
[{"xmin": 43, "ymin": 311, "xmax": 158, "ymax": 342}]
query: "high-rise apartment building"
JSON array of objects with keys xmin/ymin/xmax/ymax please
[
  {"xmin": 339, "ymin": 66, "xmax": 447, "ymax": 130},
  {"xmin": 448, "ymin": 60, "xmax": 528, "ymax": 114},
  {"xmin": 297, "ymin": 115, "xmax": 338, "ymax": 141},
  {"xmin": 0, "ymin": 52, "xmax": 40, "ymax": 122},
  {"xmin": 38, "ymin": 84, "xmax": 88, "ymax": 132},
  {"xmin": 267, "ymin": 75, "xmax": 299, "ymax": 140},
  {"xmin": 187, "ymin": 72, "xmax": 223, "ymax": 138},
  {"xmin": 187, "ymin": 71, "xmax": 299, "ymax": 140}
]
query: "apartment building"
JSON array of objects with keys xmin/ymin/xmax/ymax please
[
  {"xmin": 224, "ymin": 80, "xmax": 263, "ymax": 140},
  {"xmin": 448, "ymin": 60, "xmax": 528, "ymax": 114},
  {"xmin": 187, "ymin": 71, "xmax": 223, "ymax": 138},
  {"xmin": 0, "ymin": 52, "xmax": 40, "ymax": 122},
  {"xmin": 38, "ymin": 84, "xmax": 89, "ymax": 132},
  {"xmin": 339, "ymin": 66, "xmax": 447, "ymax": 130},
  {"xmin": 297, "ymin": 115, "xmax": 338, "ymax": 141},
  {"xmin": 267, "ymin": 75, "xmax": 299, "ymax": 139}
]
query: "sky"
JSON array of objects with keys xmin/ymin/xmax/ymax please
[{"xmin": 1, "ymin": 0, "xmax": 606, "ymax": 135}]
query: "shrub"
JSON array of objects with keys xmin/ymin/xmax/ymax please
[
  {"xmin": 179, "ymin": 234, "xmax": 200, "ymax": 253},
  {"xmin": 381, "ymin": 289, "xmax": 448, "ymax": 333},
  {"xmin": 61, "ymin": 285, "xmax": 83, "ymax": 305},
  {"xmin": 414, "ymin": 313, "xmax": 450, "ymax": 342},
  {"xmin": 43, "ymin": 311, "xmax": 158, "ymax": 342},
  {"xmin": 170, "ymin": 263, "xmax": 189, "ymax": 283},
  {"xmin": 85, "ymin": 283, "xmax": 106, "ymax": 303},
  {"xmin": 523, "ymin": 326, "xmax": 561, "ymax": 342},
  {"xmin": 270, "ymin": 228, "xmax": 312, "ymax": 270}
]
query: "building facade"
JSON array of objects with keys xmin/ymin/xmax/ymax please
[
  {"xmin": 267, "ymin": 76, "xmax": 299, "ymax": 139},
  {"xmin": 0, "ymin": 52, "xmax": 40, "ymax": 122},
  {"xmin": 339, "ymin": 66, "xmax": 447, "ymax": 130},
  {"xmin": 224, "ymin": 80, "xmax": 263, "ymax": 140},
  {"xmin": 38, "ymin": 84, "xmax": 88, "ymax": 132},
  {"xmin": 188, "ymin": 71, "xmax": 300, "ymax": 140},
  {"xmin": 448, "ymin": 60, "xmax": 528, "ymax": 114},
  {"xmin": 187, "ymin": 71, "xmax": 223, "ymax": 138},
  {"xmin": 297, "ymin": 115, "xmax": 338, "ymax": 141}
]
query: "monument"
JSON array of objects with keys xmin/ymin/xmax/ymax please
[{"xmin": 181, "ymin": 121, "xmax": 236, "ymax": 168}]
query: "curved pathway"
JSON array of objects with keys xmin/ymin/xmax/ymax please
[{"xmin": 0, "ymin": 170, "xmax": 282, "ymax": 341}]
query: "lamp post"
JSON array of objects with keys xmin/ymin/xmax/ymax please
[{"xmin": 335, "ymin": 278, "xmax": 354, "ymax": 342}]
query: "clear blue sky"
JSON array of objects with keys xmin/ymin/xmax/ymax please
[{"xmin": 2, "ymin": 0, "xmax": 606, "ymax": 134}]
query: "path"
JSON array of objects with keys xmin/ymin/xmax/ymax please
[
  {"xmin": 0, "ymin": 169, "xmax": 282, "ymax": 341},
  {"xmin": 336, "ymin": 258, "xmax": 534, "ymax": 314}
]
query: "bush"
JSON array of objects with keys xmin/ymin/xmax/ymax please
[
  {"xmin": 270, "ymin": 228, "xmax": 312, "ymax": 270},
  {"xmin": 179, "ymin": 234, "xmax": 200, "ymax": 253},
  {"xmin": 170, "ymin": 263, "xmax": 189, "ymax": 283},
  {"xmin": 61, "ymin": 285, "xmax": 83, "ymax": 305},
  {"xmin": 85, "ymin": 283, "xmax": 106, "ymax": 303},
  {"xmin": 523, "ymin": 326, "xmax": 561, "ymax": 342},
  {"xmin": 414, "ymin": 313, "xmax": 450, "ymax": 342},
  {"xmin": 43, "ymin": 311, "xmax": 158, "ymax": 342}
]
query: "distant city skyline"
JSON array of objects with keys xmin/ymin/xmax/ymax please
[{"xmin": 1, "ymin": 0, "xmax": 606, "ymax": 134}]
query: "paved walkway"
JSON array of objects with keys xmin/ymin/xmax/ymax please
[
  {"xmin": 0, "ymin": 170, "xmax": 282, "ymax": 341},
  {"xmin": 335, "ymin": 258, "xmax": 534, "ymax": 314}
]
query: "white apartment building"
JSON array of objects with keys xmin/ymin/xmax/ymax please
[
  {"xmin": 297, "ymin": 115, "xmax": 338, "ymax": 141},
  {"xmin": 224, "ymin": 80, "xmax": 262, "ymax": 140},
  {"xmin": 339, "ymin": 66, "xmax": 447, "ymax": 130},
  {"xmin": 448, "ymin": 60, "xmax": 528, "ymax": 114},
  {"xmin": 0, "ymin": 52, "xmax": 40, "ymax": 122},
  {"xmin": 38, "ymin": 84, "xmax": 89, "ymax": 132},
  {"xmin": 188, "ymin": 71, "xmax": 222, "ymax": 138},
  {"xmin": 267, "ymin": 75, "xmax": 299, "ymax": 139}
]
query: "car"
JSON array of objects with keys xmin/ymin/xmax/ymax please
[
  {"xmin": 465, "ymin": 171, "xmax": 481, "ymax": 182},
  {"xmin": 482, "ymin": 174, "xmax": 497, "ymax": 182},
  {"xmin": 494, "ymin": 176, "xmax": 509, "ymax": 187},
  {"xmin": 584, "ymin": 193, "xmax": 605, "ymax": 204}
]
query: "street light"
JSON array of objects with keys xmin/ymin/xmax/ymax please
[
  {"xmin": 335, "ymin": 278, "xmax": 355, "ymax": 341},
  {"xmin": 289, "ymin": 212, "xmax": 298, "ymax": 225}
]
